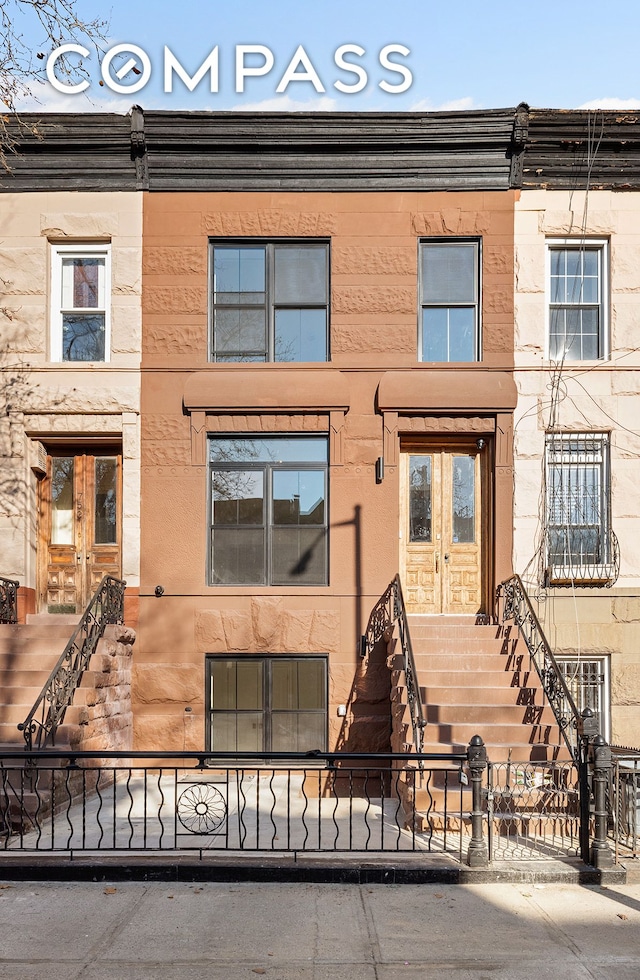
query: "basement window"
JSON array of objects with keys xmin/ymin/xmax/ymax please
[
  {"xmin": 206, "ymin": 655, "xmax": 328, "ymax": 754},
  {"xmin": 556, "ymin": 656, "xmax": 610, "ymax": 742}
]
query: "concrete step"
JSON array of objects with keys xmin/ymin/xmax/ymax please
[
  {"xmin": 407, "ymin": 615, "xmax": 491, "ymax": 628},
  {"xmin": 425, "ymin": 702, "xmax": 560, "ymax": 725},
  {"xmin": 416, "ymin": 660, "xmax": 539, "ymax": 691},
  {"xmin": 420, "ymin": 684, "xmax": 544, "ymax": 704},
  {"xmin": 0, "ymin": 627, "xmax": 75, "ymax": 661},
  {"xmin": 26, "ymin": 613, "xmax": 80, "ymax": 626},
  {"xmin": 0, "ymin": 671, "xmax": 52, "ymax": 689},
  {"xmin": 0, "ymin": 700, "xmax": 87, "ymax": 724},
  {"xmin": 410, "ymin": 657, "xmax": 531, "ymax": 675}
]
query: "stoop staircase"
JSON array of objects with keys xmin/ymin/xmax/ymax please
[
  {"xmin": 403, "ymin": 616, "xmax": 570, "ymax": 763},
  {"xmin": 367, "ymin": 572, "xmax": 579, "ymax": 833},
  {"xmin": 0, "ymin": 617, "xmax": 80, "ymax": 751},
  {"xmin": 0, "ymin": 577, "xmax": 130, "ymax": 834}
]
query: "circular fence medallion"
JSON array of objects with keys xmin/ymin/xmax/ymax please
[{"xmin": 177, "ymin": 783, "xmax": 227, "ymax": 834}]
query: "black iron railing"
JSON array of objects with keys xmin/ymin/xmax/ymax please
[
  {"xmin": 487, "ymin": 758, "xmax": 581, "ymax": 861},
  {"xmin": 17, "ymin": 576, "xmax": 126, "ymax": 751},
  {"xmin": 363, "ymin": 574, "xmax": 426, "ymax": 754},
  {"xmin": 0, "ymin": 576, "xmax": 19, "ymax": 624},
  {"xmin": 0, "ymin": 745, "xmax": 613, "ymax": 866},
  {"xmin": 0, "ymin": 749, "xmax": 468, "ymax": 856},
  {"xmin": 496, "ymin": 575, "xmax": 582, "ymax": 761}
]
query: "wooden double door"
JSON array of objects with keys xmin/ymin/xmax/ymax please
[
  {"xmin": 38, "ymin": 450, "xmax": 122, "ymax": 614},
  {"xmin": 400, "ymin": 441, "xmax": 488, "ymax": 615}
]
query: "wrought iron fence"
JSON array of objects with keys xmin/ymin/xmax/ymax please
[
  {"xmin": 363, "ymin": 575, "xmax": 426, "ymax": 754},
  {"xmin": 497, "ymin": 575, "xmax": 582, "ymax": 760},
  {"xmin": 611, "ymin": 750, "xmax": 640, "ymax": 862},
  {"xmin": 0, "ymin": 746, "xmax": 614, "ymax": 867},
  {"xmin": 0, "ymin": 750, "xmax": 469, "ymax": 857},
  {"xmin": 18, "ymin": 576, "xmax": 126, "ymax": 751},
  {"xmin": 0, "ymin": 576, "xmax": 19, "ymax": 625},
  {"xmin": 487, "ymin": 758, "xmax": 581, "ymax": 860}
]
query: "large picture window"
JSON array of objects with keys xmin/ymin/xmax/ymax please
[
  {"xmin": 211, "ymin": 241, "xmax": 329, "ymax": 362},
  {"xmin": 419, "ymin": 240, "xmax": 480, "ymax": 362},
  {"xmin": 210, "ymin": 436, "xmax": 328, "ymax": 586},
  {"xmin": 50, "ymin": 244, "xmax": 110, "ymax": 362},
  {"xmin": 206, "ymin": 656, "xmax": 328, "ymax": 754}
]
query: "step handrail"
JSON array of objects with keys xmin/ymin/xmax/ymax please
[
  {"xmin": 363, "ymin": 574, "xmax": 426, "ymax": 754},
  {"xmin": 496, "ymin": 574, "xmax": 582, "ymax": 761},
  {"xmin": 0, "ymin": 576, "xmax": 19, "ymax": 624},
  {"xmin": 17, "ymin": 576, "xmax": 126, "ymax": 751}
]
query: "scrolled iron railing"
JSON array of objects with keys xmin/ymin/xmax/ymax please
[
  {"xmin": 17, "ymin": 575, "xmax": 126, "ymax": 751},
  {"xmin": 496, "ymin": 574, "xmax": 582, "ymax": 761},
  {"xmin": 0, "ymin": 576, "xmax": 19, "ymax": 624},
  {"xmin": 0, "ymin": 748, "xmax": 469, "ymax": 856},
  {"xmin": 363, "ymin": 574, "xmax": 426, "ymax": 754}
]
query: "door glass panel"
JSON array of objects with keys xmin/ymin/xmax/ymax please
[
  {"xmin": 51, "ymin": 457, "xmax": 74, "ymax": 545},
  {"xmin": 94, "ymin": 457, "xmax": 117, "ymax": 544},
  {"xmin": 452, "ymin": 456, "xmax": 475, "ymax": 543},
  {"xmin": 409, "ymin": 456, "xmax": 432, "ymax": 542}
]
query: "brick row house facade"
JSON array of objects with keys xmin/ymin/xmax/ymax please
[{"xmin": 1, "ymin": 105, "xmax": 639, "ymax": 756}]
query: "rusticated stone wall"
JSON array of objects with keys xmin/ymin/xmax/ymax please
[
  {"xmin": 137, "ymin": 189, "xmax": 516, "ymax": 753},
  {"xmin": 514, "ymin": 189, "xmax": 640, "ymax": 750},
  {"xmin": 60, "ymin": 625, "xmax": 135, "ymax": 753},
  {"xmin": 0, "ymin": 192, "xmax": 142, "ymax": 611}
]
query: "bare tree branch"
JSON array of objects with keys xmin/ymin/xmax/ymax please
[{"xmin": 0, "ymin": 0, "xmax": 110, "ymax": 164}]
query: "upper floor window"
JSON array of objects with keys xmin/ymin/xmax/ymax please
[
  {"xmin": 548, "ymin": 242, "xmax": 608, "ymax": 361},
  {"xmin": 209, "ymin": 435, "xmax": 328, "ymax": 586},
  {"xmin": 50, "ymin": 244, "xmax": 110, "ymax": 362},
  {"xmin": 211, "ymin": 242, "xmax": 329, "ymax": 362},
  {"xmin": 419, "ymin": 240, "xmax": 480, "ymax": 362}
]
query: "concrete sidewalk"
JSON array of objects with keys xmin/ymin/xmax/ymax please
[{"xmin": 1, "ymin": 877, "xmax": 640, "ymax": 978}]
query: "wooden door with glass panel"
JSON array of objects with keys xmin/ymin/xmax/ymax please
[
  {"xmin": 400, "ymin": 443, "xmax": 484, "ymax": 615},
  {"xmin": 39, "ymin": 452, "xmax": 122, "ymax": 614}
]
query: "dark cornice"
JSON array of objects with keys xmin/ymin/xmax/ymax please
[
  {"xmin": 3, "ymin": 106, "xmax": 639, "ymax": 193},
  {"xmin": 522, "ymin": 108, "xmax": 640, "ymax": 190}
]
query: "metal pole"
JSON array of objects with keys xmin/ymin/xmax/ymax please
[
  {"xmin": 578, "ymin": 707, "xmax": 598, "ymax": 863},
  {"xmin": 590, "ymin": 735, "xmax": 614, "ymax": 869},
  {"xmin": 466, "ymin": 734, "xmax": 489, "ymax": 868}
]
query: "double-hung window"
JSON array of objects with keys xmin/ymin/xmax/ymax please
[
  {"xmin": 210, "ymin": 436, "xmax": 328, "ymax": 586},
  {"xmin": 545, "ymin": 433, "xmax": 616, "ymax": 584},
  {"xmin": 211, "ymin": 241, "xmax": 329, "ymax": 362},
  {"xmin": 548, "ymin": 241, "xmax": 607, "ymax": 361},
  {"xmin": 419, "ymin": 240, "xmax": 480, "ymax": 362},
  {"xmin": 50, "ymin": 244, "xmax": 110, "ymax": 362}
]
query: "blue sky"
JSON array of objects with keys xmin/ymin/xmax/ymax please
[{"xmin": 18, "ymin": 0, "xmax": 640, "ymax": 112}]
